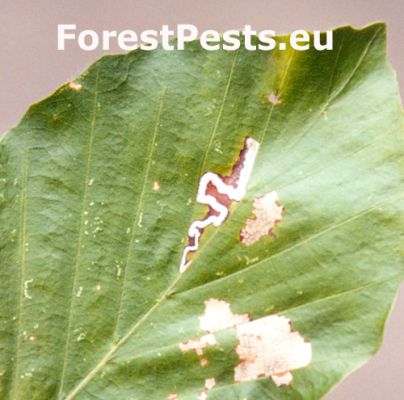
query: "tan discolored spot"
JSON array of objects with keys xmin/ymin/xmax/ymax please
[
  {"xmin": 240, "ymin": 191, "xmax": 283, "ymax": 246},
  {"xmin": 179, "ymin": 334, "xmax": 216, "ymax": 356},
  {"xmin": 199, "ymin": 299, "xmax": 249, "ymax": 333},
  {"xmin": 198, "ymin": 377, "xmax": 216, "ymax": 400},
  {"xmin": 179, "ymin": 299, "xmax": 249, "ymax": 366},
  {"xmin": 153, "ymin": 181, "xmax": 160, "ymax": 191},
  {"xmin": 204, "ymin": 377, "xmax": 216, "ymax": 390},
  {"xmin": 167, "ymin": 394, "xmax": 177, "ymax": 400},
  {"xmin": 266, "ymin": 92, "xmax": 282, "ymax": 106},
  {"xmin": 272, "ymin": 372, "xmax": 293, "ymax": 386},
  {"xmin": 198, "ymin": 392, "xmax": 207, "ymax": 400},
  {"xmin": 68, "ymin": 81, "xmax": 83, "ymax": 91},
  {"xmin": 234, "ymin": 315, "xmax": 311, "ymax": 386},
  {"xmin": 179, "ymin": 299, "xmax": 311, "ymax": 391}
]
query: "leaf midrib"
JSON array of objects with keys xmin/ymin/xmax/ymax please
[
  {"xmin": 63, "ymin": 44, "xmax": 241, "ymax": 400},
  {"xmin": 103, "ymin": 273, "xmax": 402, "ymax": 365}
]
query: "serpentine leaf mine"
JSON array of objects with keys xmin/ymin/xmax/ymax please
[{"xmin": 180, "ymin": 137, "xmax": 260, "ymax": 272}]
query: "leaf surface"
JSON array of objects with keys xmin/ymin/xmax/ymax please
[{"xmin": 0, "ymin": 24, "xmax": 403, "ymax": 400}]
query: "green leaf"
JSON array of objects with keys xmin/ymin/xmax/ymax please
[{"xmin": 0, "ymin": 23, "xmax": 403, "ymax": 400}]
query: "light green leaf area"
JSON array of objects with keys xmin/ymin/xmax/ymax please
[{"xmin": 0, "ymin": 23, "xmax": 403, "ymax": 400}]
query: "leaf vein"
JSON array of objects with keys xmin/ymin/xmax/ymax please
[
  {"xmin": 57, "ymin": 69, "xmax": 101, "ymax": 399},
  {"xmin": 9, "ymin": 142, "xmax": 29, "ymax": 400},
  {"xmin": 112, "ymin": 86, "xmax": 167, "ymax": 340}
]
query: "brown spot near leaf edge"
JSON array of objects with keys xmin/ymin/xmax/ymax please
[
  {"xmin": 234, "ymin": 315, "xmax": 312, "ymax": 386},
  {"xmin": 266, "ymin": 92, "xmax": 282, "ymax": 106},
  {"xmin": 68, "ymin": 81, "xmax": 83, "ymax": 91},
  {"xmin": 240, "ymin": 191, "xmax": 284, "ymax": 246}
]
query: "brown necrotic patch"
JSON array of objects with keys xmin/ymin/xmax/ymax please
[
  {"xmin": 179, "ymin": 334, "xmax": 217, "ymax": 357},
  {"xmin": 234, "ymin": 315, "xmax": 312, "ymax": 386},
  {"xmin": 178, "ymin": 298, "xmax": 312, "ymax": 390},
  {"xmin": 199, "ymin": 299, "xmax": 249, "ymax": 333},
  {"xmin": 240, "ymin": 191, "xmax": 284, "ymax": 246},
  {"xmin": 198, "ymin": 377, "xmax": 216, "ymax": 400}
]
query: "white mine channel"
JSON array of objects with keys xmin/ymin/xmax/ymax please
[{"xmin": 180, "ymin": 137, "xmax": 260, "ymax": 273}]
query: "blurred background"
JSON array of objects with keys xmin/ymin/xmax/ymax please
[{"xmin": 0, "ymin": 1, "xmax": 403, "ymax": 398}]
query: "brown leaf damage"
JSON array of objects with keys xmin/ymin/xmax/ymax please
[
  {"xmin": 198, "ymin": 377, "xmax": 216, "ymax": 400},
  {"xmin": 179, "ymin": 298, "xmax": 312, "ymax": 389},
  {"xmin": 235, "ymin": 315, "xmax": 312, "ymax": 386},
  {"xmin": 199, "ymin": 298, "xmax": 249, "ymax": 333},
  {"xmin": 240, "ymin": 191, "xmax": 284, "ymax": 245},
  {"xmin": 179, "ymin": 334, "xmax": 217, "ymax": 357},
  {"xmin": 180, "ymin": 137, "xmax": 260, "ymax": 272}
]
